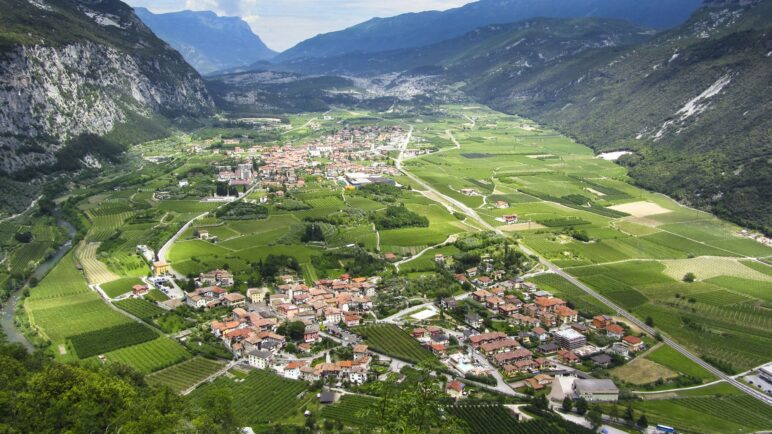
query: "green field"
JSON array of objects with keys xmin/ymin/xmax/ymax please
[
  {"xmin": 94, "ymin": 337, "xmax": 190, "ymax": 374},
  {"xmin": 26, "ymin": 292, "xmax": 133, "ymax": 344},
  {"xmin": 320, "ymin": 395, "xmax": 378, "ymax": 427},
  {"xmin": 644, "ymin": 345, "xmax": 715, "ymax": 381},
  {"xmin": 146, "ymin": 357, "xmax": 226, "ymax": 393},
  {"xmin": 68, "ymin": 322, "xmax": 158, "ymax": 358},
  {"xmin": 113, "ymin": 298, "xmax": 167, "ymax": 321},
  {"xmin": 189, "ymin": 370, "xmax": 309, "ymax": 426},
  {"xmin": 352, "ymin": 324, "xmax": 437, "ymax": 364},
  {"xmin": 402, "ymin": 105, "xmax": 772, "ymax": 375},
  {"xmin": 610, "ymin": 395, "xmax": 772, "ymax": 433},
  {"xmin": 528, "ymin": 273, "xmax": 613, "ymax": 314},
  {"xmin": 28, "ymin": 252, "xmax": 90, "ymax": 300},
  {"xmin": 445, "ymin": 405, "xmax": 520, "ymax": 434},
  {"xmin": 101, "ymin": 276, "xmax": 145, "ymax": 298}
]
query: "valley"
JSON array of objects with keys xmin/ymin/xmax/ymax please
[
  {"xmin": 4, "ymin": 104, "xmax": 770, "ymax": 433},
  {"xmin": 0, "ymin": 1, "xmax": 770, "ymax": 432}
]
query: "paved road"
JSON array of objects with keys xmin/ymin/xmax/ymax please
[{"xmin": 396, "ymin": 122, "xmax": 772, "ymax": 407}]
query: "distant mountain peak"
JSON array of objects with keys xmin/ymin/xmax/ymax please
[{"xmin": 134, "ymin": 7, "xmax": 276, "ymax": 74}]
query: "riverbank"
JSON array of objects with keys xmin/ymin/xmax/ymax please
[{"xmin": 0, "ymin": 217, "xmax": 76, "ymax": 350}]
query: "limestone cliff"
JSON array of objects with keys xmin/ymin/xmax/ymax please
[{"xmin": 0, "ymin": 0, "xmax": 214, "ymax": 174}]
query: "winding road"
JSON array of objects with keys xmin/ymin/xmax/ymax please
[{"xmin": 395, "ymin": 122, "xmax": 772, "ymax": 407}]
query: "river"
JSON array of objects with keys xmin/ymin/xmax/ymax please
[{"xmin": 0, "ymin": 216, "xmax": 76, "ymax": 351}]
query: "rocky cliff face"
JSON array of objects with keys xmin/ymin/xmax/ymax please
[{"xmin": 0, "ymin": 0, "xmax": 214, "ymax": 175}]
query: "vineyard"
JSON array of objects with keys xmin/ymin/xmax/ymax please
[
  {"xmin": 674, "ymin": 395, "xmax": 772, "ymax": 431},
  {"xmin": 113, "ymin": 298, "xmax": 166, "ymax": 321},
  {"xmin": 146, "ymin": 357, "xmax": 226, "ymax": 393},
  {"xmin": 445, "ymin": 405, "xmax": 519, "ymax": 434},
  {"xmin": 352, "ymin": 324, "xmax": 436, "ymax": 364},
  {"xmin": 69, "ymin": 322, "xmax": 158, "ymax": 358},
  {"xmin": 146, "ymin": 288, "xmax": 170, "ymax": 302},
  {"xmin": 320, "ymin": 395, "xmax": 378, "ymax": 427},
  {"xmin": 96, "ymin": 337, "xmax": 190, "ymax": 374},
  {"xmin": 8, "ymin": 242, "xmax": 50, "ymax": 274},
  {"xmin": 189, "ymin": 370, "xmax": 308, "ymax": 425},
  {"xmin": 447, "ymin": 405, "xmax": 594, "ymax": 434}
]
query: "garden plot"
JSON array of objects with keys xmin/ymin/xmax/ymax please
[{"xmin": 608, "ymin": 201, "xmax": 672, "ymax": 217}]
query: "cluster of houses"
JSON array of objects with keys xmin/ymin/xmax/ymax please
[
  {"xmin": 247, "ymin": 344, "xmax": 372, "ymax": 385},
  {"xmin": 432, "ymin": 275, "xmax": 646, "ymax": 386},
  {"xmin": 252, "ymin": 127, "xmax": 403, "ymax": 191},
  {"xmin": 266, "ymin": 275, "xmax": 377, "ymax": 325},
  {"xmin": 201, "ymin": 274, "xmax": 379, "ymax": 357},
  {"xmin": 217, "ymin": 163, "xmax": 255, "ymax": 187}
]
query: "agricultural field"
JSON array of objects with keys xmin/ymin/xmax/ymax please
[
  {"xmin": 101, "ymin": 276, "xmax": 145, "ymax": 298},
  {"xmin": 68, "ymin": 322, "xmax": 158, "ymax": 359},
  {"xmin": 188, "ymin": 369, "xmax": 309, "ymax": 426},
  {"xmin": 320, "ymin": 395, "xmax": 378, "ymax": 427},
  {"xmin": 402, "ymin": 106, "xmax": 772, "ymax": 375},
  {"xmin": 445, "ymin": 404, "xmax": 588, "ymax": 434},
  {"xmin": 8, "ymin": 242, "xmax": 51, "ymax": 274},
  {"xmin": 607, "ymin": 394, "xmax": 772, "ymax": 434},
  {"xmin": 644, "ymin": 345, "xmax": 715, "ymax": 381},
  {"xmin": 92, "ymin": 337, "xmax": 190, "ymax": 374},
  {"xmin": 27, "ymin": 252, "xmax": 90, "ymax": 300},
  {"xmin": 76, "ymin": 242, "xmax": 119, "ymax": 284},
  {"xmin": 445, "ymin": 405, "xmax": 519, "ymax": 434},
  {"xmin": 612, "ymin": 356, "xmax": 678, "ymax": 386},
  {"xmin": 352, "ymin": 324, "xmax": 437, "ymax": 364},
  {"xmin": 146, "ymin": 357, "xmax": 226, "ymax": 393},
  {"xmin": 113, "ymin": 298, "xmax": 166, "ymax": 321}
]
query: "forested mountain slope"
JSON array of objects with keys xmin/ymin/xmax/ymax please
[
  {"xmin": 277, "ymin": 0, "xmax": 700, "ymax": 60},
  {"xmin": 477, "ymin": 0, "xmax": 772, "ymax": 233},
  {"xmin": 0, "ymin": 0, "xmax": 214, "ymax": 176}
]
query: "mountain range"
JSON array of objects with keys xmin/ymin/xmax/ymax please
[
  {"xmin": 134, "ymin": 8, "xmax": 276, "ymax": 74},
  {"xmin": 223, "ymin": 0, "xmax": 771, "ymax": 232},
  {"xmin": 277, "ymin": 0, "xmax": 702, "ymax": 61}
]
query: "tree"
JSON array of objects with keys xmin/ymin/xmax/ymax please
[
  {"xmin": 278, "ymin": 321, "xmax": 307, "ymax": 342},
  {"xmin": 363, "ymin": 363, "xmax": 466, "ymax": 434},
  {"xmin": 575, "ymin": 397, "xmax": 588, "ymax": 415},
  {"xmin": 645, "ymin": 316, "xmax": 654, "ymax": 327},
  {"xmin": 624, "ymin": 406, "xmax": 634, "ymax": 422},
  {"xmin": 14, "ymin": 231, "xmax": 32, "ymax": 243},
  {"xmin": 562, "ymin": 396, "xmax": 574, "ymax": 412},
  {"xmin": 637, "ymin": 413, "xmax": 649, "ymax": 429},
  {"xmin": 683, "ymin": 272, "xmax": 696, "ymax": 282},
  {"xmin": 587, "ymin": 407, "xmax": 603, "ymax": 428},
  {"xmin": 532, "ymin": 394, "xmax": 549, "ymax": 410}
]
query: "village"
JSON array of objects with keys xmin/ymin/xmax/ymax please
[
  {"xmin": 125, "ymin": 243, "xmax": 653, "ymax": 420},
  {"xmin": 156, "ymin": 125, "xmax": 406, "ymax": 203}
]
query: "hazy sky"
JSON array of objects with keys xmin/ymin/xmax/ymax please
[{"xmin": 126, "ymin": 0, "xmax": 471, "ymax": 51}]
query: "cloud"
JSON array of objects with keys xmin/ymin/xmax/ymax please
[{"xmin": 126, "ymin": 0, "xmax": 470, "ymax": 51}]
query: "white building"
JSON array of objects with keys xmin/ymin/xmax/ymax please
[
  {"xmin": 247, "ymin": 350, "xmax": 272, "ymax": 369},
  {"xmin": 574, "ymin": 379, "xmax": 619, "ymax": 402}
]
